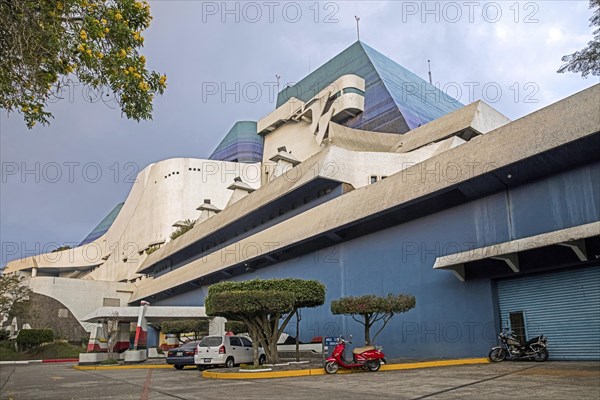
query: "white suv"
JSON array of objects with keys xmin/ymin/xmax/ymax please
[{"xmin": 194, "ymin": 335, "xmax": 266, "ymax": 369}]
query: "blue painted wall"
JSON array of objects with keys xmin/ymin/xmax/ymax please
[{"xmin": 152, "ymin": 163, "xmax": 600, "ymax": 359}]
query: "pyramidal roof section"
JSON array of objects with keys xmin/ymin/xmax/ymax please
[
  {"xmin": 276, "ymin": 41, "xmax": 463, "ymax": 132},
  {"xmin": 209, "ymin": 121, "xmax": 263, "ymax": 163},
  {"xmin": 360, "ymin": 42, "xmax": 463, "ymax": 129},
  {"xmin": 79, "ymin": 202, "xmax": 124, "ymax": 246}
]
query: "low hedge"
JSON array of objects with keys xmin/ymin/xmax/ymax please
[{"xmin": 16, "ymin": 329, "xmax": 54, "ymax": 350}]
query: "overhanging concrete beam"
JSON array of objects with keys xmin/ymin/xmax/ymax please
[
  {"xmin": 557, "ymin": 239, "xmax": 588, "ymax": 262},
  {"xmin": 491, "ymin": 253, "xmax": 520, "ymax": 273}
]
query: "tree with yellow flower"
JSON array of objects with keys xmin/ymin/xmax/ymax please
[{"xmin": 0, "ymin": 0, "xmax": 167, "ymax": 128}]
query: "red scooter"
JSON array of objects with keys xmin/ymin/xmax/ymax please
[{"xmin": 324, "ymin": 335, "xmax": 386, "ymax": 374}]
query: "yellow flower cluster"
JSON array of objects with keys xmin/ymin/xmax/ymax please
[
  {"xmin": 115, "ymin": 12, "xmax": 123, "ymax": 21},
  {"xmin": 139, "ymin": 55, "xmax": 146, "ymax": 64},
  {"xmin": 158, "ymin": 75, "xmax": 167, "ymax": 86},
  {"xmin": 80, "ymin": 30, "xmax": 88, "ymax": 40},
  {"xmin": 56, "ymin": 2, "xmax": 63, "ymax": 10},
  {"xmin": 118, "ymin": 49, "xmax": 127, "ymax": 58},
  {"xmin": 138, "ymin": 81, "xmax": 149, "ymax": 91}
]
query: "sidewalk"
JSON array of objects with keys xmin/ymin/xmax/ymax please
[
  {"xmin": 202, "ymin": 357, "xmax": 490, "ymax": 379},
  {"xmin": 0, "ymin": 358, "xmax": 78, "ymax": 365}
]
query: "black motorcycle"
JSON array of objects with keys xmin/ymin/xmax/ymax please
[{"xmin": 488, "ymin": 328, "xmax": 549, "ymax": 362}]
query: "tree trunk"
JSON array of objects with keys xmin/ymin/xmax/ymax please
[
  {"xmin": 364, "ymin": 314, "xmax": 371, "ymax": 345},
  {"xmin": 266, "ymin": 341, "xmax": 279, "ymax": 364},
  {"xmin": 243, "ymin": 318, "xmax": 261, "ymax": 367},
  {"xmin": 295, "ymin": 310, "xmax": 301, "ymax": 362},
  {"xmin": 252, "ymin": 341, "xmax": 259, "ymax": 367}
]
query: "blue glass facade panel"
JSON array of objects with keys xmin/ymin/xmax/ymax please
[
  {"xmin": 209, "ymin": 121, "xmax": 263, "ymax": 163},
  {"xmin": 277, "ymin": 42, "xmax": 463, "ymax": 134},
  {"xmin": 79, "ymin": 202, "xmax": 124, "ymax": 246}
]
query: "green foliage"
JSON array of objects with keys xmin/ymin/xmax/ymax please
[
  {"xmin": 558, "ymin": 0, "xmax": 600, "ymax": 77},
  {"xmin": 160, "ymin": 320, "xmax": 208, "ymax": 337},
  {"xmin": 51, "ymin": 246, "xmax": 72, "ymax": 253},
  {"xmin": 225, "ymin": 321, "xmax": 248, "ymax": 334},
  {"xmin": 206, "ymin": 278, "xmax": 326, "ymax": 311},
  {"xmin": 331, "ymin": 294, "xmax": 416, "ymax": 345},
  {"xmin": 100, "ymin": 357, "xmax": 119, "ymax": 365},
  {"xmin": 170, "ymin": 219, "xmax": 195, "ymax": 240},
  {"xmin": 145, "ymin": 246, "xmax": 158, "ymax": 255},
  {"xmin": 16, "ymin": 329, "xmax": 54, "ymax": 351},
  {"xmin": 206, "ymin": 290, "xmax": 296, "ymax": 319},
  {"xmin": 0, "ymin": 274, "xmax": 32, "ymax": 319},
  {"xmin": 331, "ymin": 294, "xmax": 416, "ymax": 316},
  {"xmin": 0, "ymin": 330, "xmax": 10, "ymax": 342},
  {"xmin": 205, "ymin": 279, "xmax": 326, "ymax": 365},
  {"xmin": 0, "ymin": 0, "xmax": 167, "ymax": 128}
]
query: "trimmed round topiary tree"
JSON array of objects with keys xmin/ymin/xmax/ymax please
[
  {"xmin": 331, "ymin": 294, "xmax": 416, "ymax": 345},
  {"xmin": 205, "ymin": 278, "xmax": 325, "ymax": 365}
]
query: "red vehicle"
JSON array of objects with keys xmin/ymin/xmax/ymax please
[{"xmin": 324, "ymin": 335, "xmax": 386, "ymax": 374}]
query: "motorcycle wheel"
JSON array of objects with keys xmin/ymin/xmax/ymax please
[
  {"xmin": 325, "ymin": 361, "xmax": 339, "ymax": 374},
  {"xmin": 366, "ymin": 360, "xmax": 381, "ymax": 372},
  {"xmin": 533, "ymin": 347, "xmax": 549, "ymax": 362},
  {"xmin": 488, "ymin": 348, "xmax": 507, "ymax": 362}
]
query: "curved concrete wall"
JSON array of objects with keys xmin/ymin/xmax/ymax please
[{"xmin": 6, "ymin": 158, "xmax": 261, "ymax": 283}]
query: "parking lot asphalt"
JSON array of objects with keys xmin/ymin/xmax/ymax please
[{"xmin": 1, "ymin": 361, "xmax": 599, "ymax": 400}]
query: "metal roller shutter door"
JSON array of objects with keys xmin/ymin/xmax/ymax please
[{"xmin": 496, "ymin": 265, "xmax": 600, "ymax": 360}]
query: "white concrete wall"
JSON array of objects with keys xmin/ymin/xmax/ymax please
[
  {"xmin": 89, "ymin": 158, "xmax": 261, "ymax": 282},
  {"xmin": 262, "ymin": 122, "xmax": 322, "ymax": 176},
  {"xmin": 27, "ymin": 276, "xmax": 135, "ymax": 332},
  {"xmin": 6, "ymin": 158, "xmax": 261, "ymax": 283},
  {"xmin": 321, "ymin": 136, "xmax": 466, "ymax": 189}
]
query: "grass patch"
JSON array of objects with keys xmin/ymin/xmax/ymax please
[
  {"xmin": 239, "ymin": 364, "xmax": 270, "ymax": 370},
  {"xmin": 0, "ymin": 341, "xmax": 83, "ymax": 361},
  {"xmin": 99, "ymin": 358, "xmax": 119, "ymax": 365},
  {"xmin": 0, "ymin": 345, "xmax": 27, "ymax": 361}
]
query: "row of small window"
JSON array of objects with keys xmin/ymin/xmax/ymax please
[
  {"xmin": 162, "ymin": 168, "xmax": 203, "ymax": 179},
  {"xmin": 369, "ymin": 175, "xmax": 387, "ymax": 184}
]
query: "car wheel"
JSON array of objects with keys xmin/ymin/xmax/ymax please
[
  {"xmin": 258, "ymin": 355, "xmax": 266, "ymax": 365},
  {"xmin": 174, "ymin": 365, "xmax": 184, "ymax": 370},
  {"xmin": 225, "ymin": 357, "xmax": 235, "ymax": 368}
]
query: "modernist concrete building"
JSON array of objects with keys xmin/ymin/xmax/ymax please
[{"xmin": 4, "ymin": 42, "xmax": 600, "ymax": 360}]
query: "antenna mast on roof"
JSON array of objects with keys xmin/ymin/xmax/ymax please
[
  {"xmin": 355, "ymin": 16, "xmax": 360, "ymax": 41},
  {"xmin": 428, "ymin": 60, "xmax": 432, "ymax": 84}
]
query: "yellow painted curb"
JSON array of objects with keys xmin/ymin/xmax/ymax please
[
  {"xmin": 202, "ymin": 358, "xmax": 490, "ymax": 379},
  {"xmin": 74, "ymin": 364, "xmax": 177, "ymax": 371}
]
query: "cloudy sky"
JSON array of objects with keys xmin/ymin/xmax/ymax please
[{"xmin": 1, "ymin": 0, "xmax": 597, "ymax": 266}]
